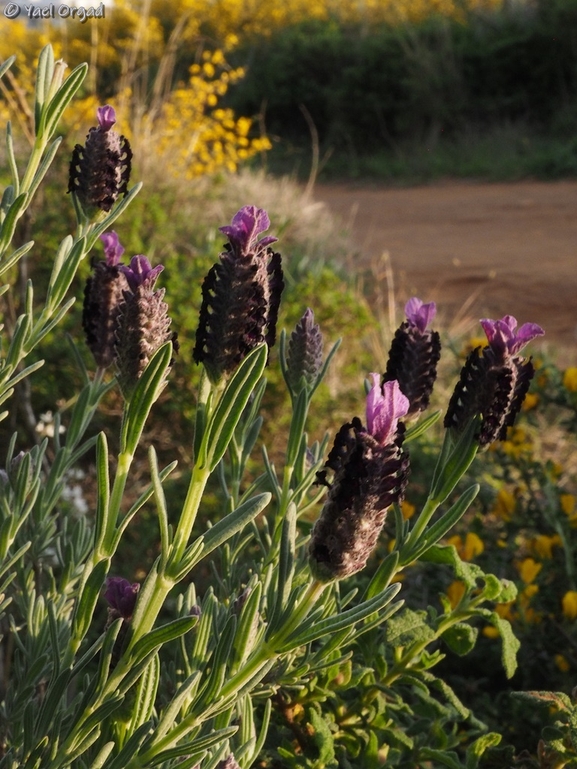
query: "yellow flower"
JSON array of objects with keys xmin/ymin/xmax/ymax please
[
  {"xmin": 500, "ymin": 426, "xmax": 533, "ymax": 458},
  {"xmin": 483, "ymin": 626, "xmax": 500, "ymax": 639},
  {"xmin": 522, "ymin": 584, "xmax": 539, "ymax": 600},
  {"xmin": 516, "ymin": 558, "xmax": 542, "ymax": 584},
  {"xmin": 446, "ymin": 580, "xmax": 466, "ymax": 609},
  {"xmin": 562, "ymin": 591, "xmax": 577, "ymax": 620},
  {"xmin": 447, "ymin": 532, "xmax": 484, "ymax": 561},
  {"xmin": 461, "ymin": 336, "xmax": 486, "ymax": 356},
  {"xmin": 491, "ymin": 487, "xmax": 516, "ymax": 521},
  {"xmin": 523, "ymin": 607, "xmax": 542, "ymax": 624},
  {"xmin": 563, "ymin": 367, "xmax": 577, "ymax": 392},
  {"xmin": 531, "ymin": 534, "xmax": 562, "ymax": 559},
  {"xmin": 560, "ymin": 494, "xmax": 576, "ymax": 517},
  {"xmin": 401, "ymin": 500, "xmax": 416, "ymax": 520},
  {"xmin": 554, "ymin": 654, "xmax": 570, "ymax": 672},
  {"xmin": 495, "ymin": 602, "xmax": 514, "ymax": 622},
  {"xmin": 521, "ymin": 392, "xmax": 539, "ymax": 411}
]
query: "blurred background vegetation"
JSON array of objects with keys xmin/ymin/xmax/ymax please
[{"xmin": 2, "ymin": 0, "xmax": 577, "ymax": 181}]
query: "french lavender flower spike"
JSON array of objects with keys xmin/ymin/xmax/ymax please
[
  {"xmin": 193, "ymin": 205, "xmax": 284, "ymax": 385},
  {"xmin": 445, "ymin": 314, "xmax": 544, "ymax": 448},
  {"xmin": 115, "ymin": 255, "xmax": 176, "ymax": 401},
  {"xmin": 82, "ymin": 231, "xmax": 129, "ymax": 369},
  {"xmin": 309, "ymin": 375, "xmax": 410, "ymax": 582},
  {"xmin": 281, "ymin": 308, "xmax": 325, "ymax": 469},
  {"xmin": 68, "ymin": 104, "xmax": 132, "ymax": 222},
  {"xmin": 384, "ymin": 296, "xmax": 441, "ymax": 418}
]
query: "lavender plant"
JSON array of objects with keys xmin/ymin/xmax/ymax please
[{"xmin": 0, "ymin": 46, "xmax": 553, "ymax": 769}]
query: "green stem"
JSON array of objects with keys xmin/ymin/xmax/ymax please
[
  {"xmin": 402, "ymin": 497, "xmax": 440, "ymax": 556},
  {"xmin": 171, "ymin": 463, "xmax": 212, "ymax": 563},
  {"xmin": 222, "ymin": 580, "xmax": 326, "ymax": 700},
  {"xmin": 19, "ymin": 136, "xmax": 47, "ymax": 195},
  {"xmin": 98, "ymin": 449, "xmax": 133, "ymax": 558},
  {"xmin": 135, "ymin": 580, "xmax": 327, "ymax": 764}
]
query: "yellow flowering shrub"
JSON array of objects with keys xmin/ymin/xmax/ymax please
[
  {"xmin": 188, "ymin": 0, "xmax": 504, "ymax": 36},
  {"xmin": 498, "ymin": 426, "xmax": 533, "ymax": 459},
  {"xmin": 150, "ymin": 51, "xmax": 271, "ymax": 178},
  {"xmin": 0, "ymin": 24, "xmax": 267, "ymax": 180},
  {"xmin": 521, "ymin": 392, "xmax": 539, "ymax": 411}
]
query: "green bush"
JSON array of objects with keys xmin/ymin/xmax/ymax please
[{"xmin": 228, "ymin": 0, "xmax": 577, "ymax": 179}]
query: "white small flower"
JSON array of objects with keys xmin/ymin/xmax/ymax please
[{"xmin": 35, "ymin": 411, "xmax": 66, "ymax": 438}]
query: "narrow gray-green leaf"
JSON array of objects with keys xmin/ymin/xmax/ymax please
[
  {"xmin": 130, "ymin": 616, "xmax": 198, "ymax": 666},
  {"xmin": 0, "ymin": 55, "xmax": 15, "ymax": 82},
  {"xmin": 175, "ymin": 493, "xmax": 271, "ymax": 579},
  {"xmin": 123, "ymin": 342, "xmax": 173, "ymax": 455},
  {"xmin": 204, "ymin": 344, "xmax": 268, "ymax": 470},
  {"xmin": 278, "ymin": 583, "xmax": 402, "ymax": 651},
  {"xmin": 43, "ymin": 63, "xmax": 88, "ymax": 140}
]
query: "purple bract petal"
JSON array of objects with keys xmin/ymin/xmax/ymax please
[
  {"xmin": 481, "ymin": 315, "xmax": 544, "ymax": 356},
  {"xmin": 405, "ymin": 297, "xmax": 436, "ymax": 333},
  {"xmin": 120, "ymin": 255, "xmax": 164, "ymax": 292},
  {"xmin": 366, "ymin": 374, "xmax": 409, "ymax": 446},
  {"xmin": 100, "ymin": 231, "xmax": 125, "ymax": 266},
  {"xmin": 512, "ymin": 322, "xmax": 546, "ymax": 354},
  {"xmin": 97, "ymin": 105, "xmax": 116, "ymax": 132},
  {"xmin": 104, "ymin": 576, "xmax": 139, "ymax": 619},
  {"xmin": 219, "ymin": 205, "xmax": 278, "ymax": 255}
]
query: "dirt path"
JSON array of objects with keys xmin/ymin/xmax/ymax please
[{"xmin": 314, "ymin": 180, "xmax": 577, "ymax": 353}]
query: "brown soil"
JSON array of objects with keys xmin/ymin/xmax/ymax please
[{"xmin": 314, "ymin": 179, "xmax": 577, "ymax": 355}]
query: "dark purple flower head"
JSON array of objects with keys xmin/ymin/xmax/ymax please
[
  {"xmin": 100, "ymin": 231, "xmax": 125, "ymax": 266},
  {"xmin": 366, "ymin": 375, "xmax": 409, "ymax": 446},
  {"xmin": 120, "ymin": 255, "xmax": 164, "ymax": 292},
  {"xmin": 68, "ymin": 105, "xmax": 132, "ymax": 215},
  {"xmin": 104, "ymin": 577, "xmax": 139, "ymax": 621},
  {"xmin": 83, "ymin": 238, "xmax": 129, "ymax": 368},
  {"xmin": 480, "ymin": 315, "xmax": 544, "ymax": 358},
  {"xmin": 384, "ymin": 298, "xmax": 441, "ymax": 417},
  {"xmin": 97, "ymin": 105, "xmax": 116, "ymax": 132},
  {"xmin": 445, "ymin": 315, "xmax": 544, "ymax": 446},
  {"xmin": 114, "ymin": 255, "xmax": 176, "ymax": 398},
  {"xmin": 219, "ymin": 205, "xmax": 277, "ymax": 256},
  {"xmin": 194, "ymin": 206, "xmax": 284, "ymax": 384},
  {"xmin": 309, "ymin": 375, "xmax": 410, "ymax": 582},
  {"xmin": 405, "ymin": 297, "xmax": 436, "ymax": 333}
]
